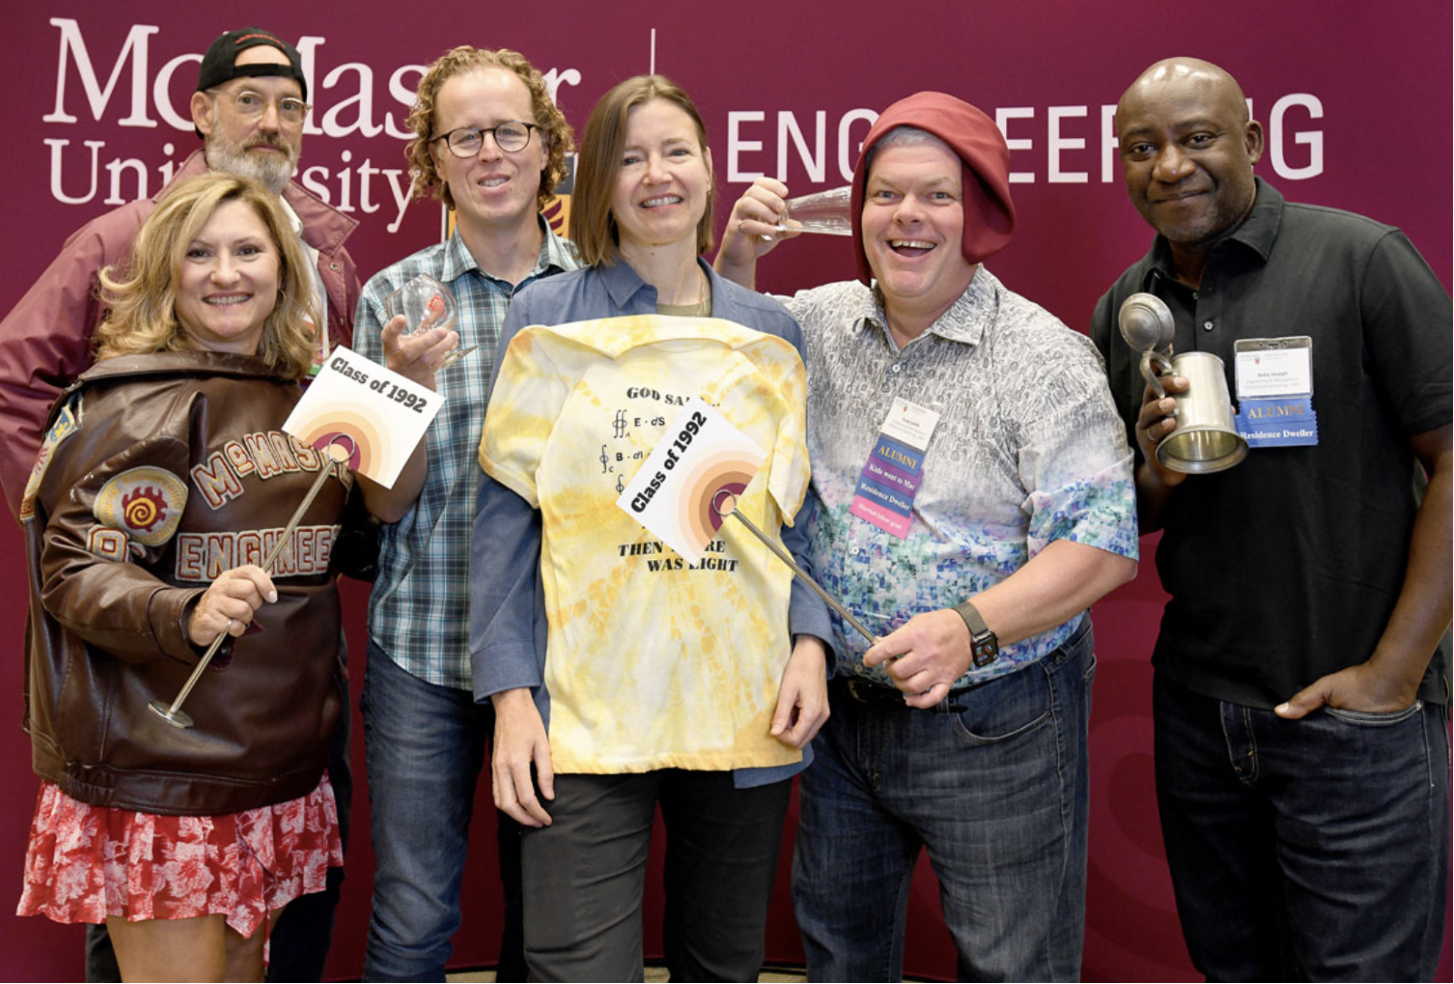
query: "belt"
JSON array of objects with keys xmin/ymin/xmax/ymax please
[{"xmin": 832, "ymin": 673, "xmax": 988, "ymax": 712}]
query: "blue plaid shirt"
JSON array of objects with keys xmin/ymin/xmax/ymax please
[{"xmin": 354, "ymin": 221, "xmax": 579, "ymax": 689}]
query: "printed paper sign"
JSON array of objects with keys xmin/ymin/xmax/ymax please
[
  {"xmin": 616, "ymin": 397, "xmax": 765, "ymax": 565},
  {"xmin": 283, "ymin": 346, "xmax": 443, "ymax": 488}
]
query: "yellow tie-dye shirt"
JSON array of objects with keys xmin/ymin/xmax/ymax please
[{"xmin": 480, "ymin": 315, "xmax": 809, "ymax": 775}]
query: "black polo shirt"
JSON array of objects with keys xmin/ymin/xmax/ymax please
[{"xmin": 1091, "ymin": 179, "xmax": 1451, "ymax": 708}]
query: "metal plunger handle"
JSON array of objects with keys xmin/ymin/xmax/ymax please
[
  {"xmin": 151, "ymin": 444, "xmax": 349, "ymax": 728},
  {"xmin": 719, "ymin": 503, "xmax": 879, "ymax": 646}
]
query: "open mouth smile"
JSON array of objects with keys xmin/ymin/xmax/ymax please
[{"xmin": 889, "ymin": 239, "xmax": 936, "ymax": 256}]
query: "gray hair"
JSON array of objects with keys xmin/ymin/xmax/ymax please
[{"xmin": 863, "ymin": 125, "xmax": 952, "ymax": 174}]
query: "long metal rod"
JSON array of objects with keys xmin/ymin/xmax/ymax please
[
  {"xmin": 160, "ymin": 448, "xmax": 346, "ymax": 719},
  {"xmin": 724, "ymin": 509, "xmax": 878, "ymax": 645}
]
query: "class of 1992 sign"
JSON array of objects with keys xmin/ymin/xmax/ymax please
[
  {"xmin": 616, "ymin": 397, "xmax": 765, "ymax": 565},
  {"xmin": 283, "ymin": 346, "xmax": 443, "ymax": 488}
]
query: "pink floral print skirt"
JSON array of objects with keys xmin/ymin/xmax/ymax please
[{"xmin": 16, "ymin": 773, "xmax": 342, "ymax": 937}]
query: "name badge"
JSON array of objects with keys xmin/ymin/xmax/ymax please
[
  {"xmin": 851, "ymin": 398, "xmax": 939, "ymax": 538},
  {"xmin": 1233, "ymin": 337, "xmax": 1318, "ymax": 448}
]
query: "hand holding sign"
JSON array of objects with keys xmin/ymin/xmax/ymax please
[
  {"xmin": 283, "ymin": 346, "xmax": 445, "ymax": 489},
  {"xmin": 153, "ymin": 349, "xmax": 444, "ymax": 731}
]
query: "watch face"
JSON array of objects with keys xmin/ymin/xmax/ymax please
[{"xmin": 971, "ymin": 637, "xmax": 998, "ymax": 668}]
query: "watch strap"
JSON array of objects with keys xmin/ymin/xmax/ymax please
[{"xmin": 953, "ymin": 599, "xmax": 999, "ymax": 668}]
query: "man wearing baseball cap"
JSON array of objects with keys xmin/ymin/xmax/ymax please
[
  {"xmin": 0, "ymin": 26, "xmax": 358, "ymax": 982},
  {"xmin": 716, "ymin": 92, "xmax": 1138, "ymax": 980},
  {"xmin": 0, "ymin": 25, "xmax": 358, "ymax": 518}
]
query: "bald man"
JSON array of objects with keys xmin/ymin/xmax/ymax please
[{"xmin": 1091, "ymin": 58, "xmax": 1451, "ymax": 979}]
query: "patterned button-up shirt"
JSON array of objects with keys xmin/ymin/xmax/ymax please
[
  {"xmin": 786, "ymin": 267, "xmax": 1137, "ymax": 688},
  {"xmin": 354, "ymin": 222, "xmax": 579, "ymax": 689}
]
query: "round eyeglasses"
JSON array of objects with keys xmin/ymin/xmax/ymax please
[
  {"xmin": 220, "ymin": 89, "xmax": 310, "ymax": 125},
  {"xmin": 432, "ymin": 122, "xmax": 541, "ymax": 157}
]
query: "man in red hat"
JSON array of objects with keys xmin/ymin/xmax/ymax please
[
  {"xmin": 0, "ymin": 26, "xmax": 359, "ymax": 983},
  {"xmin": 716, "ymin": 92, "xmax": 1138, "ymax": 980}
]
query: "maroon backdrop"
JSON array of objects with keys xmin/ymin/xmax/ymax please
[{"xmin": 3, "ymin": 2, "xmax": 1450, "ymax": 979}]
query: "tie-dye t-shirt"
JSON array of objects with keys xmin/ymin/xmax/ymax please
[
  {"xmin": 480, "ymin": 315, "xmax": 809, "ymax": 774},
  {"xmin": 786, "ymin": 269, "xmax": 1139, "ymax": 688}
]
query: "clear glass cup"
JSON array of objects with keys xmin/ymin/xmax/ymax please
[
  {"xmin": 776, "ymin": 185, "xmax": 853, "ymax": 236},
  {"xmin": 385, "ymin": 274, "xmax": 473, "ymax": 368}
]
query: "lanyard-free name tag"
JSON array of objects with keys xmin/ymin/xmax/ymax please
[
  {"xmin": 1233, "ymin": 337, "xmax": 1318, "ymax": 448},
  {"xmin": 850, "ymin": 398, "xmax": 939, "ymax": 538}
]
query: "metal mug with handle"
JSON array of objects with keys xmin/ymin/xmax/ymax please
[{"xmin": 1119, "ymin": 293, "xmax": 1248, "ymax": 474}]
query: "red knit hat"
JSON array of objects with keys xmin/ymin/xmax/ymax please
[{"xmin": 851, "ymin": 92, "xmax": 1016, "ymax": 285}]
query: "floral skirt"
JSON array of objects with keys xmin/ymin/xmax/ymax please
[{"xmin": 16, "ymin": 773, "xmax": 342, "ymax": 938}]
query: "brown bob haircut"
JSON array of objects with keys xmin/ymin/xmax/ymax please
[
  {"xmin": 405, "ymin": 45, "xmax": 574, "ymax": 213},
  {"xmin": 94, "ymin": 173, "xmax": 318, "ymax": 380},
  {"xmin": 571, "ymin": 74, "xmax": 715, "ymax": 266}
]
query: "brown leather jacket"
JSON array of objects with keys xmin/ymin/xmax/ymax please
[{"xmin": 22, "ymin": 352, "xmax": 348, "ymax": 815}]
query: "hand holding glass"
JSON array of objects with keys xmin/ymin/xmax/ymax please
[
  {"xmin": 385, "ymin": 274, "xmax": 473, "ymax": 368},
  {"xmin": 775, "ymin": 185, "xmax": 853, "ymax": 237}
]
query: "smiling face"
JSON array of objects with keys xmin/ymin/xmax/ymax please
[
  {"xmin": 860, "ymin": 136, "xmax": 977, "ymax": 337},
  {"xmin": 610, "ymin": 98, "xmax": 713, "ymax": 263},
  {"xmin": 430, "ymin": 67, "xmax": 547, "ymax": 237},
  {"xmin": 1116, "ymin": 61, "xmax": 1264, "ymax": 260},
  {"xmin": 174, "ymin": 199, "xmax": 280, "ymax": 354},
  {"xmin": 192, "ymin": 46, "xmax": 304, "ymax": 194}
]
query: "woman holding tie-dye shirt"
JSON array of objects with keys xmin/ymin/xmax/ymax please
[{"xmin": 469, "ymin": 75, "xmax": 832, "ymax": 981}]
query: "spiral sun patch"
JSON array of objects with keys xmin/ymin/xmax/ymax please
[{"xmin": 93, "ymin": 467, "xmax": 188, "ymax": 547}]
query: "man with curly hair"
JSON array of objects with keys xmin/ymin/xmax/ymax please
[{"xmin": 350, "ymin": 45, "xmax": 579, "ymax": 981}]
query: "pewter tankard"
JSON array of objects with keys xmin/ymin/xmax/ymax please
[{"xmin": 1118, "ymin": 293, "xmax": 1248, "ymax": 474}]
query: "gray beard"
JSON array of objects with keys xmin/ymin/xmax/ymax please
[{"xmin": 205, "ymin": 143, "xmax": 296, "ymax": 195}]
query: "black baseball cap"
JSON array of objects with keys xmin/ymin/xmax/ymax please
[{"xmin": 195, "ymin": 27, "xmax": 307, "ymax": 100}]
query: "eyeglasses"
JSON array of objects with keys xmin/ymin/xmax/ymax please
[
  {"xmin": 217, "ymin": 89, "xmax": 310, "ymax": 125},
  {"xmin": 432, "ymin": 122, "xmax": 541, "ymax": 157}
]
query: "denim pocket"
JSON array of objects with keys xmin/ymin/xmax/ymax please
[
  {"xmin": 952, "ymin": 661, "xmax": 1051, "ymax": 745},
  {"xmin": 1325, "ymin": 699, "xmax": 1423, "ymax": 727}
]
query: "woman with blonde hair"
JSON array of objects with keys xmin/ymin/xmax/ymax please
[{"xmin": 15, "ymin": 172, "xmax": 432, "ymax": 981}]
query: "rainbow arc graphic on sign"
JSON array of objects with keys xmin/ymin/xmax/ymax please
[
  {"xmin": 617, "ymin": 398, "xmax": 766, "ymax": 565},
  {"xmin": 286, "ymin": 404, "xmax": 395, "ymax": 483}
]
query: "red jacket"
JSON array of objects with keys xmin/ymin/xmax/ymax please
[{"xmin": 0, "ymin": 149, "xmax": 359, "ymax": 518}]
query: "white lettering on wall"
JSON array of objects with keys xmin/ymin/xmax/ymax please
[
  {"xmin": 836, "ymin": 110, "xmax": 876, "ymax": 183},
  {"xmin": 1047, "ymin": 105, "xmax": 1088, "ymax": 183},
  {"xmin": 728, "ymin": 111, "xmax": 765, "ymax": 182},
  {"xmin": 1268, "ymin": 93, "xmax": 1323, "ymax": 179},
  {"xmin": 45, "ymin": 18, "xmax": 159, "ymax": 127},
  {"xmin": 46, "ymin": 138, "xmax": 104, "ymax": 203},
  {"xmin": 779, "ymin": 111, "xmax": 826, "ymax": 184},
  {"xmin": 995, "ymin": 106, "xmax": 1035, "ymax": 184}
]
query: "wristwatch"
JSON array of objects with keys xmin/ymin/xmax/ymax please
[{"xmin": 953, "ymin": 599, "xmax": 999, "ymax": 668}]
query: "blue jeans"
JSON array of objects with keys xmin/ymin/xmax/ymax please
[
  {"xmin": 360, "ymin": 640, "xmax": 524, "ymax": 982},
  {"xmin": 792, "ymin": 618, "xmax": 1095, "ymax": 982},
  {"xmin": 1154, "ymin": 674, "xmax": 1451, "ymax": 981}
]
